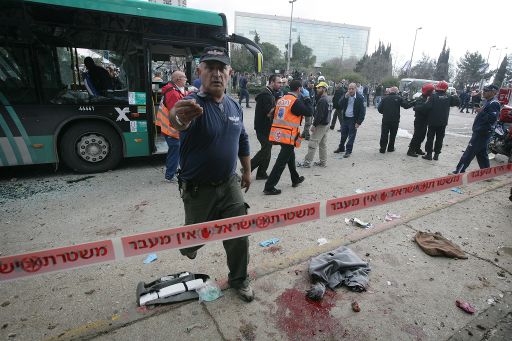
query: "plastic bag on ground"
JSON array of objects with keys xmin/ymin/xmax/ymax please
[
  {"xmin": 197, "ymin": 280, "xmax": 223, "ymax": 302},
  {"xmin": 397, "ymin": 128, "xmax": 413, "ymax": 139}
]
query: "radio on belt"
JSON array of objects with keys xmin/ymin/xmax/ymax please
[{"xmin": 136, "ymin": 271, "xmax": 209, "ymax": 306}]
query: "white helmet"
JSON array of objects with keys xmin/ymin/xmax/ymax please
[{"xmin": 317, "ymin": 76, "xmax": 325, "ymax": 82}]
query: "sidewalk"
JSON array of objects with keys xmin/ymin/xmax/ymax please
[{"xmin": 89, "ymin": 179, "xmax": 512, "ymax": 341}]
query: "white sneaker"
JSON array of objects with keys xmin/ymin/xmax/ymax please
[
  {"xmin": 297, "ymin": 161, "xmax": 311, "ymax": 168},
  {"xmin": 237, "ymin": 284, "xmax": 254, "ymax": 302},
  {"xmin": 313, "ymin": 161, "xmax": 327, "ymax": 167}
]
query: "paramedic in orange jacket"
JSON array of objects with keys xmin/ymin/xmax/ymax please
[
  {"xmin": 264, "ymin": 79, "xmax": 313, "ymax": 195},
  {"xmin": 156, "ymin": 71, "xmax": 188, "ymax": 182}
]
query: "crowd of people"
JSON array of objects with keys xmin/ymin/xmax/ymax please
[{"xmin": 153, "ymin": 46, "xmax": 502, "ymax": 303}]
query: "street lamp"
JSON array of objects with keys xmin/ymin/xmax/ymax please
[
  {"xmin": 286, "ymin": 0, "xmax": 297, "ymax": 75},
  {"xmin": 339, "ymin": 35, "xmax": 349, "ymax": 62},
  {"xmin": 407, "ymin": 27, "xmax": 422, "ymax": 76},
  {"xmin": 479, "ymin": 45, "xmax": 496, "ymax": 90}
]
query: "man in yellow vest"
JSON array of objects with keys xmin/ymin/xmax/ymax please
[
  {"xmin": 156, "ymin": 71, "xmax": 188, "ymax": 182},
  {"xmin": 264, "ymin": 79, "xmax": 313, "ymax": 195}
]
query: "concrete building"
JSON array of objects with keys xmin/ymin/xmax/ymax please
[
  {"xmin": 148, "ymin": 0, "xmax": 187, "ymax": 7},
  {"xmin": 234, "ymin": 11, "xmax": 370, "ymax": 67}
]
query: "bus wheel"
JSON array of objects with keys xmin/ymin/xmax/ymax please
[{"xmin": 60, "ymin": 122, "xmax": 122, "ymax": 173}]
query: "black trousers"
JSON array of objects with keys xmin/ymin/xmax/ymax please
[
  {"xmin": 380, "ymin": 121, "xmax": 399, "ymax": 151},
  {"xmin": 250, "ymin": 132, "xmax": 272, "ymax": 177},
  {"xmin": 264, "ymin": 144, "xmax": 300, "ymax": 190},
  {"xmin": 424, "ymin": 125, "xmax": 446, "ymax": 154},
  {"xmin": 409, "ymin": 117, "xmax": 428, "ymax": 152},
  {"xmin": 330, "ymin": 109, "xmax": 342, "ymax": 129}
]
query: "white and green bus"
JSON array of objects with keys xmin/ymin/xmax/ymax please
[{"xmin": 0, "ymin": 0, "xmax": 262, "ymax": 172}]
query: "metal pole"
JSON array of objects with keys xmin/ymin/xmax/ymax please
[
  {"xmin": 407, "ymin": 27, "xmax": 422, "ymax": 76},
  {"xmin": 286, "ymin": 0, "xmax": 296, "ymax": 75},
  {"xmin": 479, "ymin": 45, "xmax": 496, "ymax": 90}
]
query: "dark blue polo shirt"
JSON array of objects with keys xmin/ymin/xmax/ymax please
[{"xmin": 179, "ymin": 93, "xmax": 250, "ymax": 183}]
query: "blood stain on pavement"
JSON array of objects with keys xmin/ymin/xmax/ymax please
[{"xmin": 274, "ymin": 288, "xmax": 341, "ymax": 340}]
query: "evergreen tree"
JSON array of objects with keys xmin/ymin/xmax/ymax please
[
  {"xmin": 355, "ymin": 41, "xmax": 392, "ymax": 83},
  {"xmin": 434, "ymin": 38, "xmax": 450, "ymax": 81},
  {"xmin": 455, "ymin": 51, "xmax": 491, "ymax": 88},
  {"xmin": 410, "ymin": 54, "xmax": 436, "ymax": 79},
  {"xmin": 253, "ymin": 32, "xmax": 261, "ymax": 45},
  {"xmin": 493, "ymin": 55, "xmax": 508, "ymax": 87},
  {"xmin": 285, "ymin": 36, "xmax": 316, "ymax": 72}
]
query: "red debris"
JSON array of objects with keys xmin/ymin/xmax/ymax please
[
  {"xmin": 456, "ymin": 300, "xmax": 476, "ymax": 314},
  {"xmin": 351, "ymin": 301, "xmax": 361, "ymax": 312}
]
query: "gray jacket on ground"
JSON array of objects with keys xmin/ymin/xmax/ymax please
[{"xmin": 308, "ymin": 246, "xmax": 371, "ymax": 291}]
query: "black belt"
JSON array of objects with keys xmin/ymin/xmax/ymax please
[{"xmin": 180, "ymin": 175, "xmax": 233, "ymax": 189}]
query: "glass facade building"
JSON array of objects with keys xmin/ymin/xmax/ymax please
[{"xmin": 234, "ymin": 12, "xmax": 370, "ymax": 67}]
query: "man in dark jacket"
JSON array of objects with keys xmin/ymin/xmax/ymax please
[
  {"xmin": 238, "ymin": 73, "xmax": 251, "ymax": 108},
  {"xmin": 453, "ymin": 84, "xmax": 500, "ymax": 173},
  {"xmin": 250, "ymin": 74, "xmax": 282, "ymax": 180},
  {"xmin": 330, "ymin": 82, "xmax": 346, "ymax": 130},
  {"xmin": 334, "ymin": 83, "xmax": 366, "ymax": 158},
  {"xmin": 377, "ymin": 86, "xmax": 413, "ymax": 153},
  {"xmin": 415, "ymin": 81, "xmax": 460, "ymax": 160},
  {"xmin": 459, "ymin": 87, "xmax": 470, "ymax": 113},
  {"xmin": 407, "ymin": 83, "xmax": 434, "ymax": 157}
]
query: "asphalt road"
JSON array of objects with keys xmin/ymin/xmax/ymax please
[{"xmin": 1, "ymin": 102, "xmax": 511, "ymax": 340}]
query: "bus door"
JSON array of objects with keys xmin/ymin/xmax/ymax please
[{"xmin": 148, "ymin": 44, "xmax": 197, "ymax": 155}]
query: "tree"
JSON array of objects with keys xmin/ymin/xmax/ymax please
[
  {"xmin": 493, "ymin": 55, "xmax": 509, "ymax": 87},
  {"xmin": 355, "ymin": 41, "xmax": 392, "ymax": 83},
  {"xmin": 285, "ymin": 36, "xmax": 316, "ymax": 72},
  {"xmin": 339, "ymin": 71, "xmax": 367, "ymax": 85},
  {"xmin": 381, "ymin": 76, "xmax": 399, "ymax": 88},
  {"xmin": 229, "ymin": 43, "xmax": 253, "ymax": 73},
  {"xmin": 260, "ymin": 41, "xmax": 285, "ymax": 74},
  {"xmin": 409, "ymin": 54, "xmax": 436, "ymax": 79},
  {"xmin": 320, "ymin": 56, "xmax": 359, "ymax": 81},
  {"xmin": 434, "ymin": 38, "xmax": 450, "ymax": 81},
  {"xmin": 455, "ymin": 51, "xmax": 493, "ymax": 88},
  {"xmin": 253, "ymin": 32, "xmax": 261, "ymax": 45}
]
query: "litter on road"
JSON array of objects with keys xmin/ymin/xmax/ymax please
[
  {"xmin": 143, "ymin": 253, "xmax": 158, "ymax": 264},
  {"xmin": 307, "ymin": 246, "xmax": 371, "ymax": 300},
  {"xmin": 197, "ymin": 280, "xmax": 223, "ymax": 302},
  {"xmin": 346, "ymin": 217, "xmax": 374, "ymax": 228},
  {"xmin": 259, "ymin": 238, "xmax": 280, "ymax": 247},
  {"xmin": 137, "ymin": 272, "xmax": 209, "ymax": 306},
  {"xmin": 384, "ymin": 212, "xmax": 401, "ymax": 221},
  {"xmin": 415, "ymin": 231, "xmax": 468, "ymax": 259},
  {"xmin": 451, "ymin": 187, "xmax": 463, "ymax": 194},
  {"xmin": 317, "ymin": 238, "xmax": 328, "ymax": 246},
  {"xmin": 456, "ymin": 300, "xmax": 476, "ymax": 314},
  {"xmin": 352, "ymin": 301, "xmax": 361, "ymax": 312}
]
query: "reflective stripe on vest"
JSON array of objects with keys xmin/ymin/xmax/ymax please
[
  {"xmin": 155, "ymin": 86, "xmax": 183, "ymax": 139},
  {"xmin": 156, "ymin": 103, "xmax": 179, "ymax": 138},
  {"xmin": 269, "ymin": 94, "xmax": 302, "ymax": 147}
]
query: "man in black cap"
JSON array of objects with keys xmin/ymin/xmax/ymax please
[
  {"xmin": 452, "ymin": 84, "xmax": 500, "ymax": 173},
  {"xmin": 168, "ymin": 46, "xmax": 254, "ymax": 302}
]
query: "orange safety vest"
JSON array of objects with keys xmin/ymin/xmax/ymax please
[
  {"xmin": 155, "ymin": 86, "xmax": 183, "ymax": 139},
  {"xmin": 269, "ymin": 93, "xmax": 303, "ymax": 148}
]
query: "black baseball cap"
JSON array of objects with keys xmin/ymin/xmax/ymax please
[
  {"xmin": 483, "ymin": 84, "xmax": 499, "ymax": 92},
  {"xmin": 199, "ymin": 46, "xmax": 230, "ymax": 65}
]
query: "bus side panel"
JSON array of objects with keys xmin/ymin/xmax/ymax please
[{"xmin": 123, "ymin": 132, "xmax": 150, "ymax": 157}]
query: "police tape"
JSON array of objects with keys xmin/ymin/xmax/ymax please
[{"xmin": 1, "ymin": 164, "xmax": 510, "ymax": 282}]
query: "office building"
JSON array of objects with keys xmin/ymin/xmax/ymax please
[{"xmin": 234, "ymin": 11, "xmax": 370, "ymax": 67}]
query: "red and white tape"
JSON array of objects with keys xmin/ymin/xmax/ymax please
[{"xmin": 1, "ymin": 164, "xmax": 510, "ymax": 282}]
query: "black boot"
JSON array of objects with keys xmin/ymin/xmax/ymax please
[
  {"xmin": 422, "ymin": 153, "xmax": 432, "ymax": 160},
  {"xmin": 433, "ymin": 153, "xmax": 440, "ymax": 160},
  {"xmin": 416, "ymin": 149, "xmax": 426, "ymax": 155},
  {"xmin": 407, "ymin": 149, "xmax": 418, "ymax": 157}
]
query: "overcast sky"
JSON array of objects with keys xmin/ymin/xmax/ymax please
[{"xmin": 188, "ymin": 0, "xmax": 511, "ymax": 70}]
